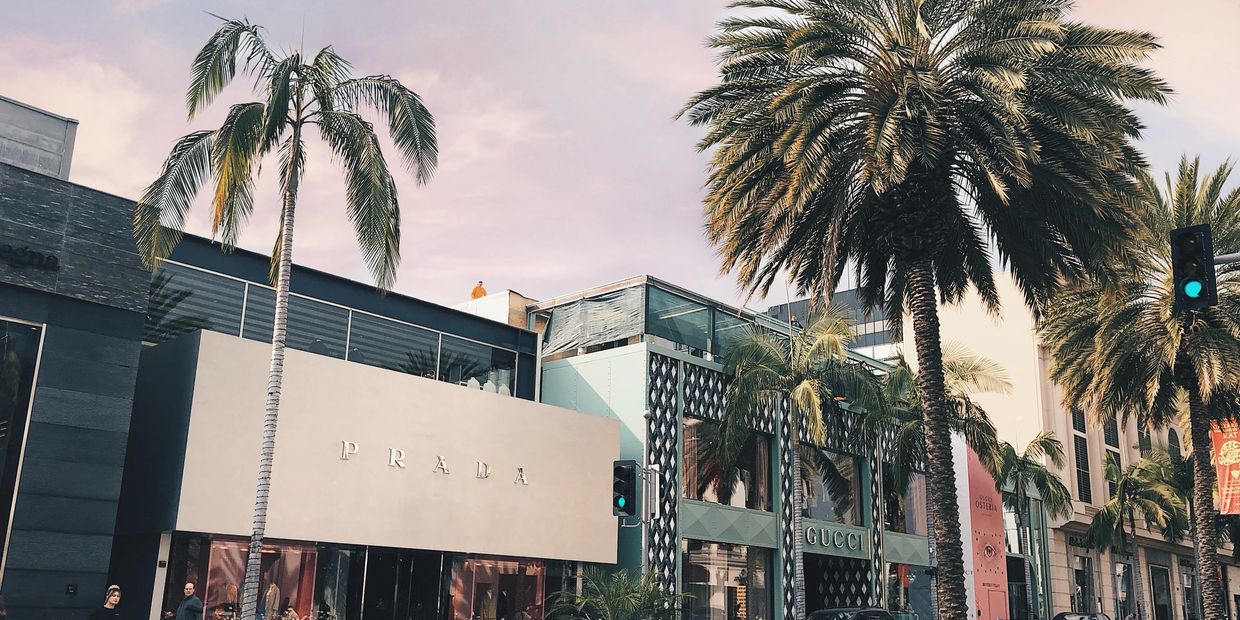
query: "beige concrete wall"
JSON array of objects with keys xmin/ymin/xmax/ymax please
[
  {"xmin": 176, "ymin": 330, "xmax": 619, "ymax": 563},
  {"xmin": 897, "ymin": 272, "xmax": 1047, "ymax": 449}
]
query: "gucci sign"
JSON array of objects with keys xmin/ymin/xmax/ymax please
[{"xmin": 805, "ymin": 525, "xmax": 863, "ymax": 552}]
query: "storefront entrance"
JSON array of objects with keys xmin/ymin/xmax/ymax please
[
  {"xmin": 1150, "ymin": 565, "xmax": 1173, "ymax": 620},
  {"xmin": 363, "ymin": 548, "xmax": 445, "ymax": 620}
]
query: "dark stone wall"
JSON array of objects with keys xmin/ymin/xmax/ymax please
[{"xmin": 0, "ymin": 162, "xmax": 147, "ymax": 619}]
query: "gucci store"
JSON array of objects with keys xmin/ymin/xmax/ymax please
[{"xmin": 111, "ymin": 330, "xmax": 619, "ymax": 620}]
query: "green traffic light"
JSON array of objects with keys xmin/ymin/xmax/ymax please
[
  {"xmin": 1184, "ymin": 279, "xmax": 1204, "ymax": 299},
  {"xmin": 617, "ymin": 497, "xmax": 626, "ymax": 508}
]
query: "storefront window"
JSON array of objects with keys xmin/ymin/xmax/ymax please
[
  {"xmin": 346, "ymin": 312, "xmax": 440, "ymax": 378},
  {"xmin": 146, "ymin": 262, "xmax": 243, "ymax": 343},
  {"xmin": 163, "ymin": 534, "xmax": 365, "ymax": 620},
  {"xmin": 882, "ymin": 465, "xmax": 927, "ymax": 535},
  {"xmin": 1113, "ymin": 562, "xmax": 1133, "ymax": 620},
  {"xmin": 802, "ymin": 449, "xmax": 860, "ymax": 525},
  {"xmin": 1181, "ymin": 566, "xmax": 1199, "ymax": 620},
  {"xmin": 681, "ymin": 539, "xmax": 772, "ymax": 620},
  {"xmin": 0, "ymin": 319, "xmax": 41, "ymax": 556},
  {"xmin": 885, "ymin": 563, "xmax": 933, "ymax": 619},
  {"xmin": 1072, "ymin": 555, "xmax": 1095, "ymax": 613},
  {"xmin": 450, "ymin": 555, "xmax": 545, "ymax": 620},
  {"xmin": 683, "ymin": 418, "xmax": 772, "ymax": 511}
]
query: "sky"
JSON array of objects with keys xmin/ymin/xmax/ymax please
[{"xmin": 2, "ymin": 0, "xmax": 1238, "ymax": 311}]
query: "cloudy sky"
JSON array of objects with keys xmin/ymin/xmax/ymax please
[{"xmin": 3, "ymin": 1, "xmax": 1237, "ymax": 310}]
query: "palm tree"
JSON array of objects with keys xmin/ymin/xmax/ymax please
[
  {"xmin": 1085, "ymin": 452, "xmax": 1188, "ymax": 620},
  {"xmin": 1041, "ymin": 156, "xmax": 1240, "ymax": 617},
  {"xmin": 864, "ymin": 342, "xmax": 1012, "ymax": 495},
  {"xmin": 719, "ymin": 308, "xmax": 881, "ymax": 619},
  {"xmin": 132, "ymin": 17, "xmax": 437, "ymax": 620},
  {"xmin": 680, "ymin": 3, "xmax": 1167, "ymax": 615},
  {"xmin": 547, "ymin": 568, "xmax": 686, "ymax": 620},
  {"xmin": 992, "ymin": 432, "xmax": 1072, "ymax": 620}
]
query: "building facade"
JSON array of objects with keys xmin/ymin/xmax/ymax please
[
  {"xmin": 107, "ymin": 237, "xmax": 619, "ymax": 620},
  {"xmin": 531, "ymin": 277, "xmax": 941, "ymax": 620},
  {"xmin": 0, "ymin": 160, "xmax": 148, "ymax": 619}
]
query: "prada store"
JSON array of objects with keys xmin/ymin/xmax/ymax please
[{"xmin": 111, "ymin": 330, "xmax": 619, "ymax": 620}]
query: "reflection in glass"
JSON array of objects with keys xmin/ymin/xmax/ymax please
[
  {"xmin": 347, "ymin": 313, "xmax": 440, "ymax": 378},
  {"xmin": 646, "ymin": 286, "xmax": 711, "ymax": 354},
  {"xmin": 242, "ymin": 288, "xmax": 349, "ymax": 358},
  {"xmin": 801, "ymin": 448, "xmax": 859, "ymax": 525},
  {"xmin": 711, "ymin": 311, "xmax": 749, "ymax": 360},
  {"xmin": 0, "ymin": 320, "xmax": 39, "ymax": 555},
  {"xmin": 683, "ymin": 418, "xmax": 771, "ymax": 512},
  {"xmin": 450, "ymin": 556, "xmax": 545, "ymax": 620},
  {"xmin": 1072, "ymin": 555, "xmax": 1095, "ymax": 613},
  {"xmin": 681, "ymin": 539, "xmax": 771, "ymax": 620},
  {"xmin": 146, "ymin": 263, "xmax": 243, "ymax": 343},
  {"xmin": 1113, "ymin": 562, "xmax": 1133, "ymax": 620},
  {"xmin": 164, "ymin": 533, "xmax": 366, "ymax": 620},
  {"xmin": 440, "ymin": 336, "xmax": 516, "ymax": 396},
  {"xmin": 885, "ymin": 563, "xmax": 933, "ymax": 618},
  {"xmin": 882, "ymin": 465, "xmax": 927, "ymax": 535}
]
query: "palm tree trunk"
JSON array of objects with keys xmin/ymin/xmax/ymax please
[
  {"xmin": 791, "ymin": 433, "xmax": 807, "ymax": 620},
  {"xmin": 904, "ymin": 260, "xmax": 968, "ymax": 620},
  {"xmin": 1188, "ymin": 386, "xmax": 1225, "ymax": 618},
  {"xmin": 1129, "ymin": 511, "xmax": 1148, "ymax": 620},
  {"xmin": 239, "ymin": 128, "xmax": 302, "ymax": 620}
]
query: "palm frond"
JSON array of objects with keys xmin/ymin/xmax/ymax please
[
  {"xmin": 333, "ymin": 76, "xmax": 438, "ymax": 184},
  {"xmin": 186, "ymin": 16, "xmax": 274, "ymax": 118},
  {"xmin": 134, "ymin": 130, "xmax": 214, "ymax": 267}
]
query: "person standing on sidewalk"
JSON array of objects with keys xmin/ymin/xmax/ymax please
[
  {"xmin": 88, "ymin": 585, "xmax": 122, "ymax": 620},
  {"xmin": 164, "ymin": 583, "xmax": 203, "ymax": 620}
]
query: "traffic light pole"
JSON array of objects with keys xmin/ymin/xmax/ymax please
[{"xmin": 1215, "ymin": 252, "xmax": 1240, "ymax": 266}]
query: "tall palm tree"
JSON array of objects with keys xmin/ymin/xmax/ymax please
[
  {"xmin": 1085, "ymin": 452, "xmax": 1188, "ymax": 620},
  {"xmin": 132, "ymin": 17, "xmax": 437, "ymax": 620},
  {"xmin": 992, "ymin": 432, "xmax": 1072, "ymax": 620},
  {"xmin": 1041, "ymin": 156, "xmax": 1240, "ymax": 617},
  {"xmin": 680, "ymin": 3, "xmax": 1167, "ymax": 616},
  {"xmin": 719, "ymin": 308, "xmax": 881, "ymax": 619}
]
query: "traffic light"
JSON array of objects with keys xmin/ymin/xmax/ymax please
[
  {"xmin": 613, "ymin": 460, "xmax": 638, "ymax": 517},
  {"xmin": 1170, "ymin": 224, "xmax": 1218, "ymax": 310}
]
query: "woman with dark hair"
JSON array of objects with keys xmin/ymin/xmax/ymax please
[{"xmin": 89, "ymin": 585, "xmax": 122, "ymax": 620}]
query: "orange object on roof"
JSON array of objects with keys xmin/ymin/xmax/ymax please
[{"xmin": 470, "ymin": 281, "xmax": 487, "ymax": 299}]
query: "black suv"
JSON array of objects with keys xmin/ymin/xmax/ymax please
[{"xmin": 807, "ymin": 609, "xmax": 897, "ymax": 620}]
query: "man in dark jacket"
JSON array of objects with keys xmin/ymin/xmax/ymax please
[{"xmin": 165, "ymin": 583, "xmax": 202, "ymax": 620}]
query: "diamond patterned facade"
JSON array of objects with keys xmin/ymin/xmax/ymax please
[
  {"xmin": 646, "ymin": 353, "xmax": 680, "ymax": 593},
  {"xmin": 646, "ymin": 349, "xmax": 906, "ymax": 614}
]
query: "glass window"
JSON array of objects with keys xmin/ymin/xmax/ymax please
[
  {"xmin": 440, "ymin": 335, "xmax": 516, "ymax": 396},
  {"xmin": 450, "ymin": 555, "xmax": 545, "ymax": 620},
  {"xmin": 163, "ymin": 534, "xmax": 365, "ymax": 620},
  {"xmin": 802, "ymin": 448, "xmax": 860, "ymax": 525},
  {"xmin": 1113, "ymin": 562, "xmax": 1133, "ymax": 620},
  {"xmin": 885, "ymin": 563, "xmax": 933, "ymax": 619},
  {"xmin": 646, "ymin": 286, "xmax": 710, "ymax": 354},
  {"xmin": 243, "ymin": 288, "xmax": 349, "ymax": 359},
  {"xmin": 1181, "ymin": 565, "xmax": 1199, "ymax": 620},
  {"xmin": 1072, "ymin": 555, "xmax": 1095, "ymax": 613},
  {"xmin": 1073, "ymin": 435, "xmax": 1092, "ymax": 504},
  {"xmin": 681, "ymin": 539, "xmax": 771, "ymax": 620},
  {"xmin": 347, "ymin": 313, "xmax": 440, "ymax": 378},
  {"xmin": 712, "ymin": 310, "xmax": 750, "ymax": 361},
  {"xmin": 0, "ymin": 320, "xmax": 40, "ymax": 555},
  {"xmin": 683, "ymin": 418, "xmax": 771, "ymax": 512},
  {"xmin": 882, "ymin": 465, "xmax": 927, "ymax": 536},
  {"xmin": 146, "ymin": 263, "xmax": 245, "ymax": 343}
]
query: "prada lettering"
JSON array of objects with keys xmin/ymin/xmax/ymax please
[
  {"xmin": 804, "ymin": 525, "xmax": 863, "ymax": 552},
  {"xmin": 340, "ymin": 441, "xmax": 529, "ymax": 484}
]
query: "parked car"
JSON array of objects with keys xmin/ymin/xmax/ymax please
[
  {"xmin": 1051, "ymin": 613, "xmax": 1113, "ymax": 620},
  {"xmin": 808, "ymin": 609, "xmax": 898, "ymax": 620}
]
